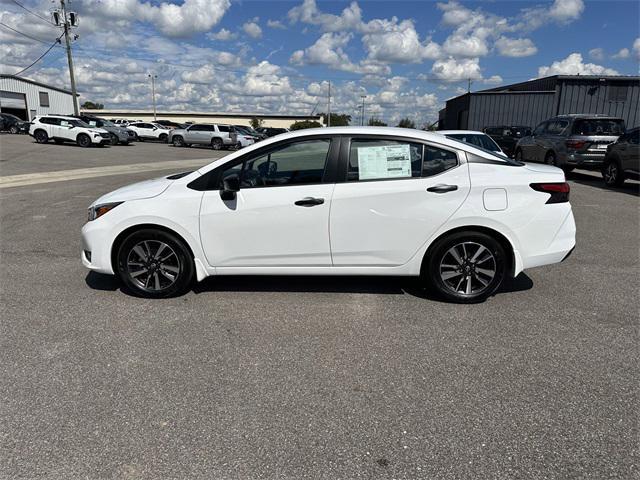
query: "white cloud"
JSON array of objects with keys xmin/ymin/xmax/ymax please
[
  {"xmin": 288, "ymin": 0, "xmax": 363, "ymax": 33},
  {"xmin": 548, "ymin": 0, "xmax": 585, "ymax": 23},
  {"xmin": 589, "ymin": 48, "xmax": 605, "ymax": 61},
  {"xmin": 207, "ymin": 28, "xmax": 237, "ymax": 41},
  {"xmin": 538, "ymin": 53, "xmax": 619, "ymax": 77},
  {"xmin": 431, "ymin": 57, "xmax": 483, "ymax": 82},
  {"xmin": 612, "ymin": 48, "xmax": 629, "ymax": 60},
  {"xmin": 362, "ymin": 18, "xmax": 441, "ymax": 63},
  {"xmin": 83, "ymin": 0, "xmax": 231, "ymax": 37},
  {"xmin": 495, "ymin": 37, "xmax": 537, "ymax": 57},
  {"xmin": 634, "ymin": 38, "xmax": 640, "ymax": 60},
  {"xmin": 242, "ymin": 21, "xmax": 263, "ymax": 39},
  {"xmin": 438, "ymin": 1, "xmax": 474, "ymax": 27},
  {"xmin": 483, "ymin": 75, "xmax": 503, "ymax": 84},
  {"xmin": 267, "ymin": 19, "xmax": 286, "ymax": 29}
]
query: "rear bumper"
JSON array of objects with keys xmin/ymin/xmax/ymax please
[
  {"xmin": 521, "ymin": 209, "xmax": 576, "ymax": 270},
  {"xmin": 565, "ymin": 152, "xmax": 606, "ymax": 168}
]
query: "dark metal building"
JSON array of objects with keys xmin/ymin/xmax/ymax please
[{"xmin": 438, "ymin": 75, "xmax": 640, "ymax": 131}]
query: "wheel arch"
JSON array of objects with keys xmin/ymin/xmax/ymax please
[
  {"xmin": 110, "ymin": 223, "xmax": 196, "ymax": 274},
  {"xmin": 421, "ymin": 225, "xmax": 517, "ymax": 277}
]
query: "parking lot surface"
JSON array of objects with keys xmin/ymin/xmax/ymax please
[{"xmin": 1, "ymin": 135, "xmax": 638, "ymax": 479}]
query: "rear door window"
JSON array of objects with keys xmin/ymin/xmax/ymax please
[{"xmin": 572, "ymin": 119, "xmax": 625, "ymax": 135}]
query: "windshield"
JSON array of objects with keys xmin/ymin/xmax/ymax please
[
  {"xmin": 100, "ymin": 119, "xmax": 116, "ymax": 127},
  {"xmin": 572, "ymin": 119, "xmax": 625, "ymax": 135},
  {"xmin": 446, "ymin": 133, "xmax": 501, "ymax": 152}
]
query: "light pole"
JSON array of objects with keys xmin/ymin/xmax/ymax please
[
  {"xmin": 148, "ymin": 74, "xmax": 158, "ymax": 121},
  {"xmin": 360, "ymin": 95, "xmax": 367, "ymax": 126},
  {"xmin": 327, "ymin": 80, "xmax": 331, "ymax": 127}
]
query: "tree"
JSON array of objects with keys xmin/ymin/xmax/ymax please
[
  {"xmin": 368, "ymin": 117, "xmax": 387, "ymax": 126},
  {"xmin": 290, "ymin": 120, "xmax": 323, "ymax": 130},
  {"xmin": 249, "ymin": 117, "xmax": 264, "ymax": 129},
  {"xmin": 320, "ymin": 112, "xmax": 351, "ymax": 127},
  {"xmin": 81, "ymin": 101, "xmax": 104, "ymax": 109},
  {"xmin": 396, "ymin": 117, "xmax": 416, "ymax": 129}
]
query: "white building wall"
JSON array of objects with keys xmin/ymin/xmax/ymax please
[{"xmin": 0, "ymin": 77, "xmax": 75, "ymax": 118}]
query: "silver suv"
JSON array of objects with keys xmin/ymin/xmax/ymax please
[
  {"xmin": 514, "ymin": 115, "xmax": 625, "ymax": 172},
  {"xmin": 168, "ymin": 123, "xmax": 237, "ymax": 150}
]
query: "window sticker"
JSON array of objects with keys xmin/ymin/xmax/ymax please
[{"xmin": 357, "ymin": 144, "xmax": 412, "ymax": 180}]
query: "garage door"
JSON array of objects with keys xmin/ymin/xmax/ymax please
[{"xmin": 1, "ymin": 90, "xmax": 28, "ymax": 120}]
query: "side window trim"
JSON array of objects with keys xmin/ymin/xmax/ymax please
[
  {"xmin": 338, "ymin": 135, "xmax": 461, "ymax": 183},
  {"xmin": 188, "ymin": 136, "xmax": 340, "ymax": 191}
]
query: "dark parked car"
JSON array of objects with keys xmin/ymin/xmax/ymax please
[
  {"xmin": 76, "ymin": 115, "xmax": 135, "ymax": 145},
  {"xmin": 154, "ymin": 120, "xmax": 185, "ymax": 129},
  {"xmin": 0, "ymin": 113, "xmax": 30, "ymax": 134},
  {"xmin": 256, "ymin": 127, "xmax": 288, "ymax": 137},
  {"xmin": 515, "ymin": 115, "xmax": 625, "ymax": 172},
  {"xmin": 483, "ymin": 125, "xmax": 531, "ymax": 158},
  {"xmin": 601, "ymin": 127, "xmax": 639, "ymax": 186}
]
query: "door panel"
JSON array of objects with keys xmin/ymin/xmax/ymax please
[{"xmin": 330, "ymin": 139, "xmax": 471, "ymax": 266}]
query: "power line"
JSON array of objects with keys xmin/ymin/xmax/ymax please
[
  {"xmin": 0, "ymin": 21, "xmax": 57, "ymax": 45},
  {"xmin": 12, "ymin": 33, "xmax": 63, "ymax": 76},
  {"xmin": 10, "ymin": 0, "xmax": 56, "ymax": 27}
]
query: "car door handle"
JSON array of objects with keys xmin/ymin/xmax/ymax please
[
  {"xmin": 427, "ymin": 184, "xmax": 458, "ymax": 193},
  {"xmin": 294, "ymin": 197, "xmax": 325, "ymax": 207}
]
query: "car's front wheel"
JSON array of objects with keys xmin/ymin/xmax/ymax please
[
  {"xmin": 9, "ymin": 125, "xmax": 18, "ymax": 134},
  {"xmin": 77, "ymin": 133, "xmax": 92, "ymax": 148},
  {"xmin": 211, "ymin": 138, "xmax": 223, "ymax": 150},
  {"xmin": 602, "ymin": 158, "xmax": 625, "ymax": 187},
  {"xmin": 425, "ymin": 231, "xmax": 507, "ymax": 303},
  {"xmin": 159, "ymin": 133, "xmax": 168, "ymax": 143},
  {"xmin": 172, "ymin": 135, "xmax": 185, "ymax": 147},
  {"xmin": 34, "ymin": 129, "xmax": 48, "ymax": 143},
  {"xmin": 116, "ymin": 229, "xmax": 194, "ymax": 298},
  {"xmin": 109, "ymin": 133, "xmax": 119, "ymax": 146}
]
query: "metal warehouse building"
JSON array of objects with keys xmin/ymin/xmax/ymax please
[
  {"xmin": 439, "ymin": 75, "xmax": 640, "ymax": 131},
  {"xmin": 0, "ymin": 75, "xmax": 77, "ymax": 121}
]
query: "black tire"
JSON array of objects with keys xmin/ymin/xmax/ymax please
[
  {"xmin": 116, "ymin": 228, "xmax": 194, "ymax": 298},
  {"xmin": 544, "ymin": 151, "xmax": 556, "ymax": 166},
  {"xmin": 159, "ymin": 133, "xmax": 168, "ymax": 143},
  {"xmin": 424, "ymin": 231, "xmax": 507, "ymax": 304},
  {"xmin": 109, "ymin": 133, "xmax": 119, "ymax": 146},
  {"xmin": 9, "ymin": 125, "xmax": 18, "ymax": 134},
  {"xmin": 514, "ymin": 149, "xmax": 523, "ymax": 162},
  {"xmin": 34, "ymin": 129, "xmax": 48, "ymax": 143},
  {"xmin": 211, "ymin": 138, "xmax": 223, "ymax": 150},
  {"xmin": 77, "ymin": 133, "xmax": 92, "ymax": 148},
  {"xmin": 602, "ymin": 158, "xmax": 625, "ymax": 187},
  {"xmin": 172, "ymin": 135, "xmax": 185, "ymax": 147}
]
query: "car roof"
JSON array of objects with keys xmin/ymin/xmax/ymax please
[
  {"xmin": 39, "ymin": 115, "xmax": 78, "ymax": 119},
  {"xmin": 437, "ymin": 130, "xmax": 486, "ymax": 135}
]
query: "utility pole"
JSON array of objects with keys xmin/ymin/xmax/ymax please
[
  {"xmin": 56, "ymin": 0, "xmax": 79, "ymax": 115},
  {"xmin": 467, "ymin": 78, "xmax": 472, "ymax": 93},
  {"xmin": 327, "ymin": 80, "xmax": 331, "ymax": 127},
  {"xmin": 360, "ymin": 95, "xmax": 366, "ymax": 126},
  {"xmin": 149, "ymin": 74, "xmax": 158, "ymax": 120}
]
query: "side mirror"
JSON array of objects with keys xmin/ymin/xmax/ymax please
[{"xmin": 220, "ymin": 174, "xmax": 240, "ymax": 200}]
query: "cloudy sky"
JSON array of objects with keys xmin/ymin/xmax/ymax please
[{"xmin": 1, "ymin": 0, "xmax": 639, "ymax": 124}]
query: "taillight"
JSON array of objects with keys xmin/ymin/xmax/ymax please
[
  {"xmin": 566, "ymin": 139, "xmax": 587, "ymax": 150},
  {"xmin": 530, "ymin": 182, "xmax": 570, "ymax": 204}
]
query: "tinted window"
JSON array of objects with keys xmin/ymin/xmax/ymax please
[
  {"xmin": 200, "ymin": 125, "xmax": 215, "ymax": 132},
  {"xmin": 546, "ymin": 120, "xmax": 568, "ymax": 135},
  {"xmin": 217, "ymin": 125, "xmax": 230, "ymax": 132},
  {"xmin": 485, "ymin": 127, "xmax": 501, "ymax": 136},
  {"xmin": 188, "ymin": 124, "xmax": 204, "ymax": 131},
  {"xmin": 572, "ymin": 119, "xmax": 625, "ymax": 135},
  {"xmin": 423, "ymin": 146, "xmax": 459, "ymax": 176},
  {"xmin": 40, "ymin": 117, "xmax": 59, "ymax": 125},
  {"xmin": 221, "ymin": 139, "xmax": 330, "ymax": 188},
  {"xmin": 348, "ymin": 139, "xmax": 424, "ymax": 181},
  {"xmin": 533, "ymin": 122, "xmax": 546, "ymax": 135},
  {"xmin": 446, "ymin": 133, "xmax": 500, "ymax": 152},
  {"xmin": 628, "ymin": 129, "xmax": 640, "ymax": 145}
]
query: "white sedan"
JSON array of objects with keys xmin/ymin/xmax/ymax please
[{"xmin": 81, "ymin": 127, "xmax": 576, "ymax": 303}]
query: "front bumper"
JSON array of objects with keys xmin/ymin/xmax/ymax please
[{"xmin": 81, "ymin": 220, "xmax": 115, "ymax": 274}]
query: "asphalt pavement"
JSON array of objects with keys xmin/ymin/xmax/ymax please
[{"xmin": 0, "ymin": 134, "xmax": 638, "ymax": 479}]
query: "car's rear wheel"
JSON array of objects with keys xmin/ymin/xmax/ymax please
[
  {"xmin": 34, "ymin": 129, "xmax": 48, "ymax": 143},
  {"xmin": 172, "ymin": 135, "xmax": 185, "ymax": 147},
  {"xmin": 602, "ymin": 158, "xmax": 625, "ymax": 187},
  {"xmin": 211, "ymin": 138, "xmax": 223, "ymax": 150},
  {"xmin": 425, "ymin": 231, "xmax": 507, "ymax": 303},
  {"xmin": 159, "ymin": 133, "xmax": 168, "ymax": 143},
  {"xmin": 514, "ymin": 149, "xmax": 523, "ymax": 162},
  {"xmin": 77, "ymin": 133, "xmax": 92, "ymax": 148},
  {"xmin": 116, "ymin": 229, "xmax": 194, "ymax": 298},
  {"xmin": 109, "ymin": 133, "xmax": 119, "ymax": 146}
]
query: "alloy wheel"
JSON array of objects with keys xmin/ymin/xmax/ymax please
[
  {"xmin": 126, "ymin": 240, "xmax": 181, "ymax": 292},
  {"xmin": 439, "ymin": 242, "xmax": 496, "ymax": 295},
  {"xmin": 604, "ymin": 162, "xmax": 617, "ymax": 184}
]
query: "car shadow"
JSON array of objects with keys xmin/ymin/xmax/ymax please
[
  {"xmin": 85, "ymin": 271, "xmax": 120, "ymax": 291},
  {"xmin": 567, "ymin": 170, "xmax": 639, "ymax": 197}
]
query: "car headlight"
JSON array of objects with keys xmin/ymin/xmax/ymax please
[{"xmin": 88, "ymin": 202, "xmax": 123, "ymax": 221}]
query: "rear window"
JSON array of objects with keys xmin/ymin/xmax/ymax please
[
  {"xmin": 446, "ymin": 133, "xmax": 500, "ymax": 152},
  {"xmin": 572, "ymin": 119, "xmax": 625, "ymax": 136}
]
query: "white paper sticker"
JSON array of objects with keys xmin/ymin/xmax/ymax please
[{"xmin": 357, "ymin": 144, "xmax": 412, "ymax": 180}]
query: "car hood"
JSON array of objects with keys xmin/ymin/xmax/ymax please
[
  {"xmin": 91, "ymin": 175, "xmax": 174, "ymax": 206},
  {"xmin": 88, "ymin": 128, "xmax": 110, "ymax": 134}
]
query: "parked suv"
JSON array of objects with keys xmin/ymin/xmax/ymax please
[
  {"xmin": 0, "ymin": 113, "xmax": 30, "ymax": 134},
  {"xmin": 601, "ymin": 127, "xmax": 640, "ymax": 186},
  {"xmin": 126, "ymin": 122, "xmax": 171, "ymax": 142},
  {"xmin": 483, "ymin": 126, "xmax": 531, "ymax": 158},
  {"xmin": 29, "ymin": 115, "xmax": 110, "ymax": 147},
  {"xmin": 77, "ymin": 115, "xmax": 135, "ymax": 145},
  {"xmin": 515, "ymin": 115, "xmax": 625, "ymax": 171},
  {"xmin": 256, "ymin": 127, "xmax": 288, "ymax": 138},
  {"xmin": 168, "ymin": 123, "xmax": 239, "ymax": 150}
]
